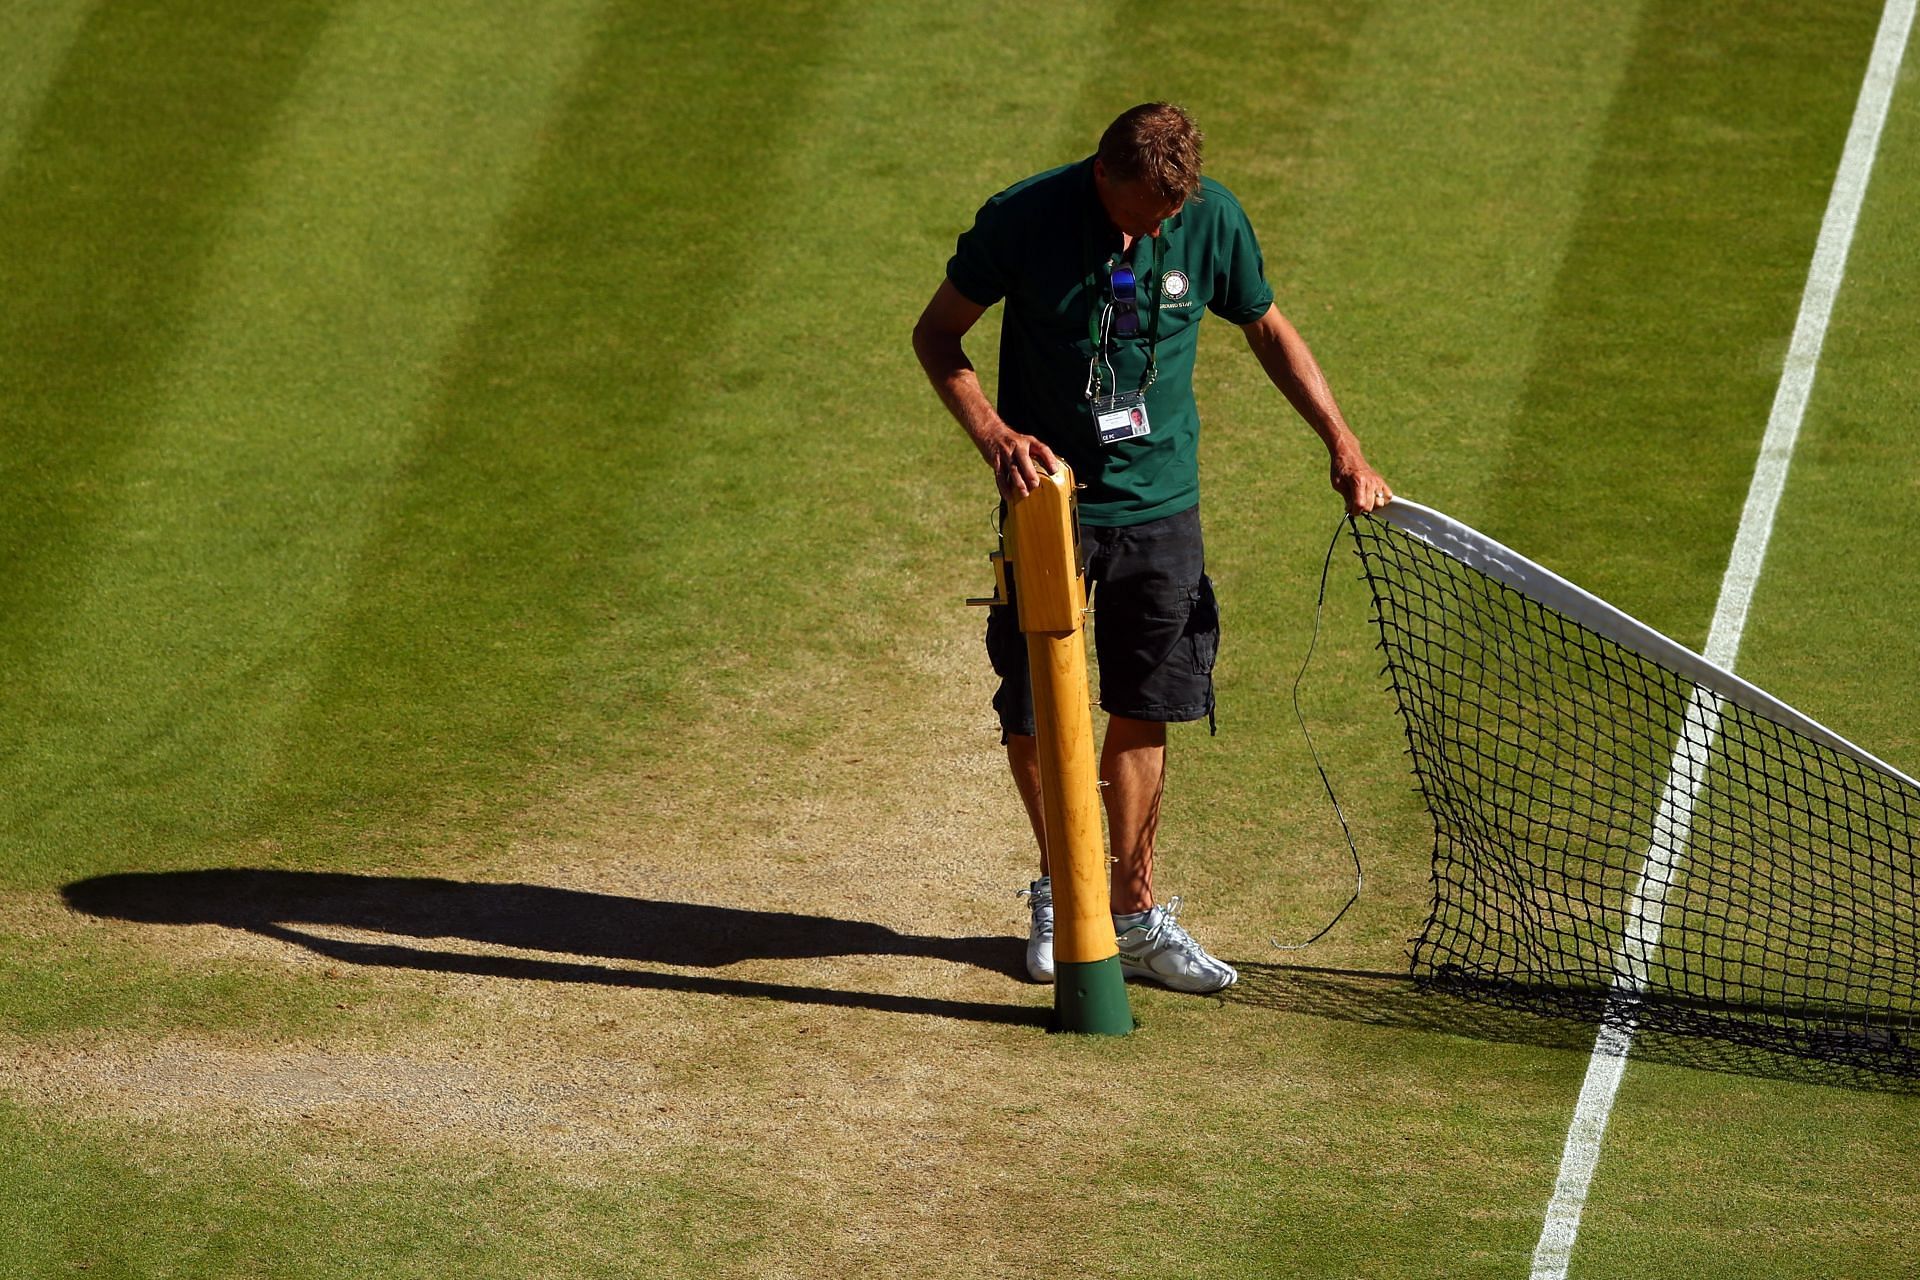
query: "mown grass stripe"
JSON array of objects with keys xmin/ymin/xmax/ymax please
[
  {"xmin": 0, "ymin": 0, "xmax": 94, "ymax": 180},
  {"xmin": 1704, "ymin": 0, "xmax": 1916, "ymax": 674},
  {"xmin": 228, "ymin": 1, "xmax": 857, "ymax": 866},
  {"xmin": 0, "ymin": 0, "xmax": 608, "ymax": 882},
  {"xmin": 1734, "ymin": 18, "xmax": 1920, "ymax": 762},
  {"xmin": 0, "ymin": 1098, "xmax": 768, "ymax": 1279},
  {"xmin": 1489, "ymin": 0, "xmax": 1888, "ymax": 645},
  {"xmin": 1313, "ymin": 0, "xmax": 1648, "ymax": 523},
  {"xmin": 0, "ymin": 0, "xmax": 335, "ymax": 684}
]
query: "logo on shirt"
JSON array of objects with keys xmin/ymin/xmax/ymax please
[{"xmin": 1162, "ymin": 270, "xmax": 1190, "ymax": 301}]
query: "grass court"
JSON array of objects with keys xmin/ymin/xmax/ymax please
[{"xmin": 3, "ymin": 1, "xmax": 1917, "ymax": 1275}]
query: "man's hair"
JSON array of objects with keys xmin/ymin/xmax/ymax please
[{"xmin": 1097, "ymin": 103, "xmax": 1204, "ymax": 203}]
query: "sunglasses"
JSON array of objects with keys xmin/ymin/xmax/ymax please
[{"xmin": 1109, "ymin": 260, "xmax": 1139, "ymax": 338}]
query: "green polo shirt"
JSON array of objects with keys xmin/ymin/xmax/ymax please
[{"xmin": 946, "ymin": 157, "xmax": 1274, "ymax": 526}]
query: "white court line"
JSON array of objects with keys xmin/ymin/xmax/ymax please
[{"xmin": 1528, "ymin": 3, "xmax": 1916, "ymax": 1276}]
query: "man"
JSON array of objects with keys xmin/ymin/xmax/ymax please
[{"xmin": 912, "ymin": 103, "xmax": 1391, "ymax": 994}]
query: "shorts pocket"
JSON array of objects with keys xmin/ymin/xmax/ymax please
[{"xmin": 1187, "ymin": 574, "xmax": 1220, "ymax": 675}]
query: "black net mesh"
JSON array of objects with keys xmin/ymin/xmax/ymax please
[{"xmin": 1352, "ymin": 512, "xmax": 1920, "ymax": 1069}]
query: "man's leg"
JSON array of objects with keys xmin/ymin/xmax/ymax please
[
  {"xmin": 1101, "ymin": 714, "xmax": 1165, "ymax": 914},
  {"xmin": 1102, "ymin": 712, "xmax": 1234, "ymax": 992},
  {"xmin": 1085, "ymin": 507, "xmax": 1234, "ymax": 993},
  {"xmin": 1006, "ymin": 732, "xmax": 1049, "ymax": 876},
  {"xmin": 987, "ymin": 580, "xmax": 1050, "ymax": 875},
  {"xmin": 988, "ymin": 593, "xmax": 1056, "ymax": 981},
  {"xmin": 1006, "ymin": 732, "xmax": 1055, "ymax": 982},
  {"xmin": 1014, "ymin": 716, "xmax": 1166, "ymax": 907}
]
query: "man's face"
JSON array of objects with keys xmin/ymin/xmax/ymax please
[{"xmin": 1094, "ymin": 162, "xmax": 1184, "ymax": 239}]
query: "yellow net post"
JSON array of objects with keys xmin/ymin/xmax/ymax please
[{"xmin": 972, "ymin": 465, "xmax": 1133, "ymax": 1034}]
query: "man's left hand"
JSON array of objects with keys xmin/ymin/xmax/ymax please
[{"xmin": 1333, "ymin": 460, "xmax": 1393, "ymax": 517}]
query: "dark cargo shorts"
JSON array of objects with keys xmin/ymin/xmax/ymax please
[{"xmin": 987, "ymin": 504, "xmax": 1219, "ymax": 740}]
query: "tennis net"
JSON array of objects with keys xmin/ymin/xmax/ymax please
[{"xmin": 1353, "ymin": 500, "xmax": 1920, "ymax": 1065}]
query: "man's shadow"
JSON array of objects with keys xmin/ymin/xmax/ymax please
[{"xmin": 62, "ymin": 869, "xmax": 1048, "ymax": 1028}]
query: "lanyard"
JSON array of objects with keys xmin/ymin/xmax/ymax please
[{"xmin": 1084, "ymin": 232, "xmax": 1166, "ymax": 401}]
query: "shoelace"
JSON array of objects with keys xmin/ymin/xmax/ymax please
[
  {"xmin": 1123, "ymin": 896, "xmax": 1203, "ymax": 954},
  {"xmin": 1016, "ymin": 883, "xmax": 1053, "ymax": 938}
]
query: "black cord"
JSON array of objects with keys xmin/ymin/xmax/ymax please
[{"xmin": 1271, "ymin": 514, "xmax": 1365, "ymax": 950}]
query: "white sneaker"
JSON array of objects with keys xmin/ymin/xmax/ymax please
[
  {"xmin": 1018, "ymin": 877, "xmax": 1054, "ymax": 983},
  {"xmin": 1115, "ymin": 898, "xmax": 1237, "ymax": 994}
]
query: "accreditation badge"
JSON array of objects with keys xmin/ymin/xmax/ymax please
[{"xmin": 1092, "ymin": 390, "xmax": 1151, "ymax": 447}]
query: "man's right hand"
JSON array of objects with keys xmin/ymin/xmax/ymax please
[
  {"xmin": 985, "ymin": 431, "xmax": 1063, "ymax": 502},
  {"xmin": 913, "ymin": 280, "xmax": 1062, "ymax": 501}
]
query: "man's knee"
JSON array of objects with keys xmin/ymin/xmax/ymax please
[{"xmin": 1104, "ymin": 714, "xmax": 1167, "ymax": 749}]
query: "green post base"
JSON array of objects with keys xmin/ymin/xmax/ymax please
[{"xmin": 1051, "ymin": 955, "xmax": 1133, "ymax": 1035}]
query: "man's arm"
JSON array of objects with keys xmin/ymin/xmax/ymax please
[
  {"xmin": 912, "ymin": 279, "xmax": 1061, "ymax": 501},
  {"xmin": 1239, "ymin": 303, "xmax": 1391, "ymax": 516}
]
